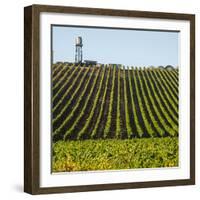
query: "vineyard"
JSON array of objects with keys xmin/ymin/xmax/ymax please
[{"xmin": 52, "ymin": 63, "xmax": 179, "ymax": 141}]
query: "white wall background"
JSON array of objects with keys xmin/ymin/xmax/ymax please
[{"xmin": 0, "ymin": 0, "xmax": 199, "ymax": 199}]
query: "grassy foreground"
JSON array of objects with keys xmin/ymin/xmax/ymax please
[{"xmin": 52, "ymin": 137, "xmax": 178, "ymax": 172}]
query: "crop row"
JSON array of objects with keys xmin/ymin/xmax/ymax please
[{"xmin": 52, "ymin": 64, "xmax": 179, "ymax": 141}]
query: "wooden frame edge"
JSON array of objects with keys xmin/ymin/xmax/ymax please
[
  {"xmin": 24, "ymin": 5, "xmax": 40, "ymax": 194},
  {"xmin": 24, "ymin": 5, "xmax": 34, "ymax": 194},
  {"xmin": 189, "ymin": 14, "xmax": 195, "ymax": 186}
]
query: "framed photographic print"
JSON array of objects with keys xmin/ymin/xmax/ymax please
[{"xmin": 24, "ymin": 4, "xmax": 195, "ymax": 194}]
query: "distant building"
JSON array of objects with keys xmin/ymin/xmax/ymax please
[{"xmin": 84, "ymin": 60, "xmax": 97, "ymax": 66}]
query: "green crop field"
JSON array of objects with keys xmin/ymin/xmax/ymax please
[{"xmin": 51, "ymin": 63, "xmax": 179, "ymax": 172}]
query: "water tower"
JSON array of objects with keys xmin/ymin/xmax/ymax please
[{"xmin": 75, "ymin": 36, "xmax": 83, "ymax": 63}]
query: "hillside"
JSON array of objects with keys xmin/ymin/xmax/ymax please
[{"xmin": 52, "ymin": 63, "xmax": 179, "ymax": 141}]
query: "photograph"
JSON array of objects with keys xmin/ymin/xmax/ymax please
[{"xmin": 51, "ymin": 25, "xmax": 179, "ymax": 172}]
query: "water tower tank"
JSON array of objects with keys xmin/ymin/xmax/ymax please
[{"xmin": 75, "ymin": 37, "xmax": 83, "ymax": 46}]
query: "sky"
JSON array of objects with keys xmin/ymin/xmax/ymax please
[{"xmin": 52, "ymin": 25, "xmax": 179, "ymax": 67}]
